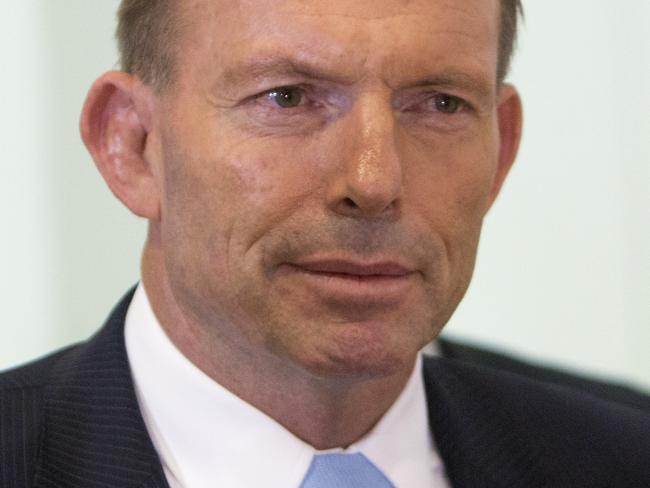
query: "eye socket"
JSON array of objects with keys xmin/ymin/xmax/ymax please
[
  {"xmin": 432, "ymin": 94, "xmax": 464, "ymax": 114},
  {"xmin": 263, "ymin": 86, "xmax": 305, "ymax": 108}
]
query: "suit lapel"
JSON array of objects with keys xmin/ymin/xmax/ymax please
[
  {"xmin": 423, "ymin": 356, "xmax": 551, "ymax": 488},
  {"xmin": 33, "ymin": 289, "xmax": 170, "ymax": 488}
]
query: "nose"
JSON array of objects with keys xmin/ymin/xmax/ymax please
[{"xmin": 327, "ymin": 93, "xmax": 403, "ymax": 219}]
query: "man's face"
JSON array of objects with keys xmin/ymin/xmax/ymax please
[{"xmin": 151, "ymin": 0, "xmax": 507, "ymax": 378}]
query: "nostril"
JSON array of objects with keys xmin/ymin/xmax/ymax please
[{"xmin": 343, "ymin": 197, "xmax": 359, "ymax": 209}]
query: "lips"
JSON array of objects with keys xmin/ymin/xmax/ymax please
[
  {"xmin": 291, "ymin": 259, "xmax": 413, "ymax": 278},
  {"xmin": 278, "ymin": 257, "xmax": 417, "ymax": 307}
]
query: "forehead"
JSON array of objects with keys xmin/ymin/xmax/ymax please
[{"xmin": 176, "ymin": 0, "xmax": 500, "ymax": 88}]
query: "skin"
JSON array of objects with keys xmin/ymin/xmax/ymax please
[{"xmin": 81, "ymin": 0, "xmax": 522, "ymax": 448}]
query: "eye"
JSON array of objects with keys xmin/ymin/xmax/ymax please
[
  {"xmin": 263, "ymin": 86, "xmax": 305, "ymax": 108},
  {"xmin": 432, "ymin": 94, "xmax": 464, "ymax": 114}
]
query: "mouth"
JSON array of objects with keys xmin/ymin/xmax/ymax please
[
  {"xmin": 279, "ymin": 257, "xmax": 418, "ymax": 304},
  {"xmin": 291, "ymin": 259, "xmax": 413, "ymax": 277}
]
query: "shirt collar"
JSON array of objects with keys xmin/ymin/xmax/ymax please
[{"xmin": 125, "ymin": 283, "xmax": 448, "ymax": 488}]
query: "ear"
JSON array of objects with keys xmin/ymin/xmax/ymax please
[
  {"xmin": 80, "ymin": 71, "xmax": 161, "ymax": 220},
  {"xmin": 486, "ymin": 83, "xmax": 523, "ymax": 210}
]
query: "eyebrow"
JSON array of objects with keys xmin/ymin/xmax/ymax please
[
  {"xmin": 406, "ymin": 72, "xmax": 494, "ymax": 101},
  {"xmin": 218, "ymin": 56, "xmax": 359, "ymax": 87},
  {"xmin": 216, "ymin": 55, "xmax": 494, "ymax": 102}
]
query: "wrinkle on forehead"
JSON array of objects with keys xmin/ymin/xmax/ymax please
[
  {"xmin": 182, "ymin": 0, "xmax": 497, "ymax": 40},
  {"xmin": 283, "ymin": 0, "xmax": 489, "ymax": 24},
  {"xmin": 249, "ymin": 0, "xmax": 415, "ymax": 20},
  {"xmin": 185, "ymin": 0, "xmax": 492, "ymax": 21},
  {"xmin": 178, "ymin": 0, "xmax": 499, "ymax": 93}
]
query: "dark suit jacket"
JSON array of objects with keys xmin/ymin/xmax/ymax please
[
  {"xmin": 2, "ymin": 290, "xmax": 650, "ymax": 487},
  {"xmin": 438, "ymin": 337, "xmax": 650, "ymax": 413}
]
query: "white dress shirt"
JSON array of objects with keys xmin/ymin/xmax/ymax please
[{"xmin": 125, "ymin": 284, "xmax": 451, "ymax": 488}]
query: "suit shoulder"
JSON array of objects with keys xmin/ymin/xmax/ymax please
[
  {"xmin": 0, "ymin": 346, "xmax": 83, "ymax": 485},
  {"xmin": 438, "ymin": 337, "xmax": 650, "ymax": 412},
  {"xmin": 423, "ymin": 355, "xmax": 650, "ymax": 429},
  {"xmin": 423, "ymin": 356, "xmax": 650, "ymax": 480},
  {"xmin": 0, "ymin": 344, "xmax": 81, "ymax": 391},
  {"xmin": 0, "ymin": 287, "xmax": 137, "ymax": 393}
]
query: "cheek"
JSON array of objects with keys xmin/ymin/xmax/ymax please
[
  {"xmin": 408, "ymin": 129, "xmax": 498, "ymax": 227},
  {"xmin": 160, "ymin": 133, "xmax": 320, "ymax": 271},
  {"xmin": 223, "ymin": 140, "xmax": 324, "ymax": 238},
  {"xmin": 405, "ymin": 126, "xmax": 498, "ymax": 292}
]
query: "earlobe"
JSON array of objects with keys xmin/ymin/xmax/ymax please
[
  {"xmin": 80, "ymin": 71, "xmax": 161, "ymax": 220},
  {"xmin": 486, "ymin": 84, "xmax": 523, "ymax": 209}
]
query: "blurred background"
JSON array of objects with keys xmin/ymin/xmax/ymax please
[{"xmin": 1, "ymin": 1, "xmax": 648, "ymax": 392}]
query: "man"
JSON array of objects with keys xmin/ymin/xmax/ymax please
[{"xmin": 1, "ymin": 1, "xmax": 648, "ymax": 487}]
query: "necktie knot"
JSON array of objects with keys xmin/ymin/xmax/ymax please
[{"xmin": 300, "ymin": 452, "xmax": 395, "ymax": 488}]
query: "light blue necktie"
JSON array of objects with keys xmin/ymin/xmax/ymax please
[{"xmin": 300, "ymin": 452, "xmax": 396, "ymax": 488}]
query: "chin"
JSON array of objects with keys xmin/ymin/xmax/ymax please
[{"xmin": 292, "ymin": 323, "xmax": 419, "ymax": 381}]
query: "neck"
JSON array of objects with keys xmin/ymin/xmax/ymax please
[{"xmin": 140, "ymin": 238, "xmax": 415, "ymax": 449}]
